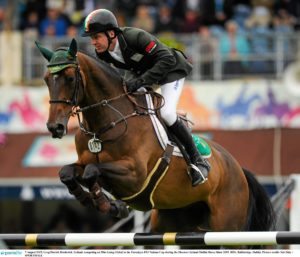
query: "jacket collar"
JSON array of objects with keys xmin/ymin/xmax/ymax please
[{"xmin": 96, "ymin": 30, "xmax": 135, "ymax": 69}]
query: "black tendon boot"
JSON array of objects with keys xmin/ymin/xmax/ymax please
[{"xmin": 169, "ymin": 118, "xmax": 211, "ymax": 186}]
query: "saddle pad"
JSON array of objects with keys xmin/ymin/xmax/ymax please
[
  {"xmin": 192, "ymin": 134, "xmax": 211, "ymax": 158},
  {"xmin": 144, "ymin": 90, "xmax": 211, "ymax": 158}
]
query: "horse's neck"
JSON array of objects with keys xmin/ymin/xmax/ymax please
[
  {"xmin": 80, "ymin": 65, "xmax": 133, "ymax": 133},
  {"xmin": 80, "ymin": 55, "xmax": 117, "ymax": 99},
  {"xmin": 79, "ymin": 54, "xmax": 159, "ymax": 136}
]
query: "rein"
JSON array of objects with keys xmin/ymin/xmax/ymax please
[
  {"xmin": 75, "ymin": 93, "xmax": 138, "ymax": 143},
  {"xmin": 74, "ymin": 86, "xmax": 164, "ymax": 144}
]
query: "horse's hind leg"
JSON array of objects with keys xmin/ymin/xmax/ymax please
[
  {"xmin": 151, "ymin": 202, "xmax": 211, "ymax": 232},
  {"xmin": 59, "ymin": 163, "xmax": 94, "ymax": 208},
  {"xmin": 208, "ymin": 188, "xmax": 249, "ymax": 231}
]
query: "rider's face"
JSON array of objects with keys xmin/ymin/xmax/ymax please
[
  {"xmin": 90, "ymin": 32, "xmax": 109, "ymax": 53},
  {"xmin": 90, "ymin": 31, "xmax": 116, "ymax": 53}
]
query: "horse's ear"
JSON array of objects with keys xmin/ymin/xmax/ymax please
[
  {"xmin": 68, "ymin": 38, "xmax": 77, "ymax": 58},
  {"xmin": 35, "ymin": 41, "xmax": 53, "ymax": 61}
]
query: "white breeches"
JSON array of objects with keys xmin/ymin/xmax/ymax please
[{"xmin": 160, "ymin": 78, "xmax": 185, "ymax": 126}]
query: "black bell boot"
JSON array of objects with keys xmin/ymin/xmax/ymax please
[{"xmin": 168, "ymin": 118, "xmax": 211, "ymax": 186}]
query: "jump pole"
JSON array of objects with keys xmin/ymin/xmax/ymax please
[{"xmin": 1, "ymin": 232, "xmax": 300, "ymax": 247}]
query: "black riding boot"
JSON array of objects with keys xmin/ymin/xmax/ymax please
[{"xmin": 168, "ymin": 118, "xmax": 210, "ymax": 186}]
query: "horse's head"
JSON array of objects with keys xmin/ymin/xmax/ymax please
[{"xmin": 36, "ymin": 39, "xmax": 83, "ymax": 138}]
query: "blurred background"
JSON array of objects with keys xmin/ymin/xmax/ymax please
[{"xmin": 1, "ymin": 0, "xmax": 300, "ymax": 249}]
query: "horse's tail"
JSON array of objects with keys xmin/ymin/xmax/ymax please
[{"xmin": 243, "ymin": 168, "xmax": 276, "ymax": 231}]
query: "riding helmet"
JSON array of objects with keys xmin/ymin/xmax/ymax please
[{"xmin": 81, "ymin": 9, "xmax": 120, "ymax": 37}]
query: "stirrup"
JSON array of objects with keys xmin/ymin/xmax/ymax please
[{"xmin": 187, "ymin": 164, "xmax": 208, "ymax": 186}]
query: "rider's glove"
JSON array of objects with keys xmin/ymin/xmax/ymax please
[{"xmin": 126, "ymin": 78, "xmax": 146, "ymax": 93}]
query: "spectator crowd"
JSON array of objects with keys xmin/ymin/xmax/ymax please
[
  {"xmin": 0, "ymin": 0, "xmax": 299, "ymax": 78},
  {"xmin": 0, "ymin": 0, "xmax": 298, "ymax": 37}
]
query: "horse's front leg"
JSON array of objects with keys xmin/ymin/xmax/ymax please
[
  {"xmin": 82, "ymin": 162, "xmax": 131, "ymax": 218},
  {"xmin": 59, "ymin": 163, "xmax": 94, "ymax": 208}
]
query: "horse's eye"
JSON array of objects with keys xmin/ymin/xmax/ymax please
[{"xmin": 67, "ymin": 77, "xmax": 74, "ymax": 83}]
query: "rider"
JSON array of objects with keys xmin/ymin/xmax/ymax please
[{"xmin": 81, "ymin": 9, "xmax": 210, "ymax": 186}]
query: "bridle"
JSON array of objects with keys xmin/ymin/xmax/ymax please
[
  {"xmin": 47, "ymin": 57, "xmax": 164, "ymax": 148},
  {"xmin": 49, "ymin": 65, "xmax": 82, "ymax": 106}
]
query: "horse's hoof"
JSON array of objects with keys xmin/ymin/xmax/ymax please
[
  {"xmin": 110, "ymin": 200, "xmax": 130, "ymax": 218},
  {"xmin": 82, "ymin": 164, "xmax": 100, "ymax": 189}
]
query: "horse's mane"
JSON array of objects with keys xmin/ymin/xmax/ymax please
[{"xmin": 78, "ymin": 51, "xmax": 123, "ymax": 82}]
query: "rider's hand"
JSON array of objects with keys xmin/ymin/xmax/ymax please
[{"xmin": 126, "ymin": 78, "xmax": 145, "ymax": 93}]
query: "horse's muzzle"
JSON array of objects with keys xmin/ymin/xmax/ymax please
[{"xmin": 47, "ymin": 123, "xmax": 65, "ymax": 138}]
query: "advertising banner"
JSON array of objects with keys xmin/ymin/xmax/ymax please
[{"xmin": 1, "ymin": 80, "xmax": 300, "ymax": 132}]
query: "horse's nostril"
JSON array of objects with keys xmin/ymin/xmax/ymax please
[
  {"xmin": 47, "ymin": 123, "xmax": 65, "ymax": 138},
  {"xmin": 57, "ymin": 123, "xmax": 65, "ymax": 131}
]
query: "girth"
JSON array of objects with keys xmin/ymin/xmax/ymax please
[{"xmin": 121, "ymin": 143, "xmax": 174, "ymax": 211}]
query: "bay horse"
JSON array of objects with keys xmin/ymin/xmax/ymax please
[{"xmin": 36, "ymin": 39, "xmax": 275, "ymax": 235}]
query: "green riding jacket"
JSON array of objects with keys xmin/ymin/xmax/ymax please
[{"xmin": 95, "ymin": 27, "xmax": 193, "ymax": 85}]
